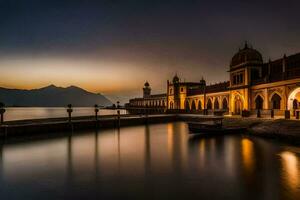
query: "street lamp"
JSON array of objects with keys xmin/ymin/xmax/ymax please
[
  {"xmin": 0, "ymin": 102, "xmax": 5, "ymax": 124},
  {"xmin": 200, "ymin": 77, "xmax": 207, "ymax": 115},
  {"xmin": 67, "ymin": 104, "xmax": 73, "ymax": 122},
  {"xmin": 116, "ymin": 101, "xmax": 121, "ymax": 128},
  {"xmin": 94, "ymin": 104, "xmax": 99, "ymax": 121}
]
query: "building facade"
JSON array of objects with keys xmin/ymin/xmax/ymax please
[
  {"xmin": 126, "ymin": 81, "xmax": 167, "ymax": 114},
  {"xmin": 127, "ymin": 43, "xmax": 300, "ymax": 117}
]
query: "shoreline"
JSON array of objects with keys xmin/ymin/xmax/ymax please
[
  {"xmin": 223, "ymin": 117, "xmax": 300, "ymax": 145},
  {"xmin": 1, "ymin": 114, "xmax": 300, "ymax": 145}
]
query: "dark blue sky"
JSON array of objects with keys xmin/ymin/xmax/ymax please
[{"xmin": 0, "ymin": 0, "xmax": 300, "ymax": 102}]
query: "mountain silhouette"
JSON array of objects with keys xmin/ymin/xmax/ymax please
[{"xmin": 0, "ymin": 85, "xmax": 112, "ymax": 107}]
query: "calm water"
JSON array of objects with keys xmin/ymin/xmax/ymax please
[
  {"xmin": 4, "ymin": 107, "xmax": 127, "ymax": 121},
  {"xmin": 0, "ymin": 122, "xmax": 300, "ymax": 199}
]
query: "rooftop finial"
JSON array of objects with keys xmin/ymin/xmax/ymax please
[
  {"xmin": 173, "ymin": 72, "xmax": 180, "ymax": 83},
  {"xmin": 244, "ymin": 41, "xmax": 248, "ymax": 49},
  {"xmin": 144, "ymin": 80, "xmax": 150, "ymax": 87}
]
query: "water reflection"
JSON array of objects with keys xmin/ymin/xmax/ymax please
[
  {"xmin": 280, "ymin": 151, "xmax": 300, "ymax": 194},
  {"xmin": 241, "ymin": 138, "xmax": 255, "ymax": 174},
  {"xmin": 144, "ymin": 125, "xmax": 151, "ymax": 176},
  {"xmin": 0, "ymin": 122, "xmax": 299, "ymax": 199}
]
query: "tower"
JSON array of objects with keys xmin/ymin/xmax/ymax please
[
  {"xmin": 229, "ymin": 42, "xmax": 263, "ymax": 113},
  {"xmin": 172, "ymin": 74, "xmax": 180, "ymax": 109},
  {"xmin": 143, "ymin": 81, "xmax": 151, "ymax": 98}
]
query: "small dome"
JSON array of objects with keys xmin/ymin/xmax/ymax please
[
  {"xmin": 144, "ymin": 81, "xmax": 150, "ymax": 87},
  {"xmin": 173, "ymin": 74, "xmax": 179, "ymax": 83},
  {"xmin": 230, "ymin": 43, "xmax": 263, "ymax": 68}
]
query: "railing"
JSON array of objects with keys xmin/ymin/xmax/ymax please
[{"xmin": 0, "ymin": 107, "xmax": 128, "ymax": 122}]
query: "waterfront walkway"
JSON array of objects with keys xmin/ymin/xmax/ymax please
[
  {"xmin": 0, "ymin": 114, "xmax": 224, "ymax": 137},
  {"xmin": 1, "ymin": 114, "xmax": 300, "ymax": 144}
]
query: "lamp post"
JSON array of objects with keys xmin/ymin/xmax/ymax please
[
  {"xmin": 200, "ymin": 77, "xmax": 207, "ymax": 115},
  {"xmin": 94, "ymin": 104, "xmax": 99, "ymax": 121},
  {"xmin": 67, "ymin": 104, "xmax": 73, "ymax": 122},
  {"xmin": 0, "ymin": 102, "xmax": 5, "ymax": 124},
  {"xmin": 117, "ymin": 101, "xmax": 121, "ymax": 128}
]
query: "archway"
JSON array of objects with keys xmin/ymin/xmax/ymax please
[
  {"xmin": 288, "ymin": 87, "xmax": 300, "ymax": 111},
  {"xmin": 271, "ymin": 93, "xmax": 281, "ymax": 109},
  {"xmin": 207, "ymin": 98, "xmax": 212, "ymax": 110},
  {"xmin": 191, "ymin": 101, "xmax": 196, "ymax": 111},
  {"xmin": 198, "ymin": 100, "xmax": 202, "ymax": 110},
  {"xmin": 222, "ymin": 98, "xmax": 228, "ymax": 110},
  {"xmin": 234, "ymin": 95, "xmax": 243, "ymax": 115},
  {"xmin": 293, "ymin": 99, "xmax": 298, "ymax": 109},
  {"xmin": 255, "ymin": 95, "xmax": 263, "ymax": 109},
  {"xmin": 185, "ymin": 100, "xmax": 190, "ymax": 111},
  {"xmin": 214, "ymin": 98, "xmax": 219, "ymax": 110},
  {"xmin": 169, "ymin": 101, "xmax": 174, "ymax": 109}
]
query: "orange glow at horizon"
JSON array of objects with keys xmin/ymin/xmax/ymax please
[{"xmin": 0, "ymin": 56, "xmax": 168, "ymax": 95}]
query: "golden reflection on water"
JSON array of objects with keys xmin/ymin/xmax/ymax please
[
  {"xmin": 167, "ymin": 123, "xmax": 174, "ymax": 158},
  {"xmin": 224, "ymin": 138, "xmax": 235, "ymax": 176},
  {"xmin": 241, "ymin": 138, "xmax": 255, "ymax": 174},
  {"xmin": 210, "ymin": 138, "xmax": 216, "ymax": 155},
  {"xmin": 1, "ymin": 123, "xmax": 300, "ymax": 199},
  {"xmin": 280, "ymin": 151, "xmax": 300, "ymax": 191},
  {"xmin": 199, "ymin": 140, "xmax": 206, "ymax": 168}
]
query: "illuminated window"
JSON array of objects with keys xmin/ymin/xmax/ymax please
[{"xmin": 232, "ymin": 72, "xmax": 244, "ymax": 85}]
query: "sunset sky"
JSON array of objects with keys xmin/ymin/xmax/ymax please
[{"xmin": 1, "ymin": 0, "xmax": 300, "ymax": 103}]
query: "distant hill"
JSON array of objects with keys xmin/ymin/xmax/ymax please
[{"xmin": 0, "ymin": 85, "xmax": 112, "ymax": 107}]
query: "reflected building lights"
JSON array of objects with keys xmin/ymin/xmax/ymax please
[
  {"xmin": 167, "ymin": 123, "xmax": 174, "ymax": 157},
  {"xmin": 241, "ymin": 138, "xmax": 255, "ymax": 173},
  {"xmin": 280, "ymin": 151, "xmax": 300, "ymax": 191},
  {"xmin": 144, "ymin": 125, "xmax": 151, "ymax": 176},
  {"xmin": 199, "ymin": 140, "xmax": 206, "ymax": 168},
  {"xmin": 224, "ymin": 139, "xmax": 235, "ymax": 176}
]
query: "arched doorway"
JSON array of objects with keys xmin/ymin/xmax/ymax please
[
  {"xmin": 222, "ymin": 98, "xmax": 228, "ymax": 110},
  {"xmin": 191, "ymin": 101, "xmax": 196, "ymax": 111},
  {"xmin": 255, "ymin": 95, "xmax": 263, "ymax": 109},
  {"xmin": 234, "ymin": 95, "xmax": 243, "ymax": 115},
  {"xmin": 207, "ymin": 98, "xmax": 212, "ymax": 110},
  {"xmin": 169, "ymin": 102, "xmax": 174, "ymax": 109},
  {"xmin": 288, "ymin": 87, "xmax": 300, "ymax": 111},
  {"xmin": 271, "ymin": 93, "xmax": 281, "ymax": 109},
  {"xmin": 214, "ymin": 99, "xmax": 219, "ymax": 110},
  {"xmin": 198, "ymin": 100, "xmax": 202, "ymax": 110},
  {"xmin": 185, "ymin": 100, "xmax": 190, "ymax": 111},
  {"xmin": 293, "ymin": 99, "xmax": 298, "ymax": 109}
]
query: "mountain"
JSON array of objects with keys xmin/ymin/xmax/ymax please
[{"xmin": 0, "ymin": 85, "xmax": 112, "ymax": 107}]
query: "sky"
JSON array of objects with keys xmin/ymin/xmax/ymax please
[{"xmin": 0, "ymin": 0, "xmax": 300, "ymax": 103}]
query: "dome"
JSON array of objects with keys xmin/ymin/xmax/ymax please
[
  {"xmin": 230, "ymin": 43, "xmax": 263, "ymax": 68},
  {"xmin": 173, "ymin": 74, "xmax": 179, "ymax": 83},
  {"xmin": 144, "ymin": 81, "xmax": 150, "ymax": 87}
]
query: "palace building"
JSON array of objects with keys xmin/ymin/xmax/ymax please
[{"xmin": 127, "ymin": 43, "xmax": 300, "ymax": 117}]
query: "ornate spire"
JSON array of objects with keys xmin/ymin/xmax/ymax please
[
  {"xmin": 172, "ymin": 73, "xmax": 180, "ymax": 83},
  {"xmin": 244, "ymin": 41, "xmax": 248, "ymax": 49},
  {"xmin": 144, "ymin": 81, "xmax": 150, "ymax": 87}
]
